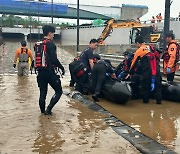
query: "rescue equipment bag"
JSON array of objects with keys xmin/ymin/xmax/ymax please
[
  {"xmin": 34, "ymin": 39, "xmax": 50, "ymax": 69},
  {"xmin": 70, "ymin": 60, "xmax": 86, "ymax": 77}
]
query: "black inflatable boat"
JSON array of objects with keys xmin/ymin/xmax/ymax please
[
  {"xmin": 101, "ymin": 79, "xmax": 132, "ymax": 103},
  {"xmin": 161, "ymin": 81, "xmax": 180, "ymax": 102}
]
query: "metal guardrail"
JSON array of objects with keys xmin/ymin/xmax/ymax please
[{"xmin": 99, "ymin": 54, "xmax": 180, "ymax": 76}]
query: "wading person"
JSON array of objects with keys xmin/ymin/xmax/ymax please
[
  {"xmin": 13, "ymin": 40, "xmax": 33, "ymax": 76},
  {"xmin": 128, "ymin": 36, "xmax": 162, "ymax": 104},
  {"xmin": 34, "ymin": 25, "xmax": 65, "ymax": 115},
  {"xmin": 162, "ymin": 33, "xmax": 179, "ymax": 83}
]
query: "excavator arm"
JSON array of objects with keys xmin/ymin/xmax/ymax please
[{"xmin": 98, "ymin": 19, "xmax": 142, "ymax": 41}]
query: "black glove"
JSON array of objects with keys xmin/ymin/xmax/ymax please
[
  {"xmin": 13, "ymin": 63, "xmax": 16, "ymax": 68},
  {"xmin": 31, "ymin": 60, "xmax": 34, "ymax": 68},
  {"xmin": 62, "ymin": 69, "xmax": 65, "ymax": 75}
]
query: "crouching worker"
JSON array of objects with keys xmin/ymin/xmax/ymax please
[
  {"xmin": 92, "ymin": 54, "xmax": 116, "ymax": 102},
  {"xmin": 13, "ymin": 40, "xmax": 33, "ymax": 76},
  {"xmin": 34, "ymin": 25, "xmax": 65, "ymax": 115},
  {"xmin": 69, "ymin": 56, "xmax": 80, "ymax": 87},
  {"xmin": 116, "ymin": 51, "xmax": 134, "ymax": 81},
  {"xmin": 127, "ymin": 36, "xmax": 162, "ymax": 104}
]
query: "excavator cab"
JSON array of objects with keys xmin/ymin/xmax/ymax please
[{"xmin": 130, "ymin": 26, "xmax": 163, "ymax": 47}]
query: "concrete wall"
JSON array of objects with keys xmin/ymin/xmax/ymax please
[
  {"xmin": 60, "ymin": 44, "xmax": 137, "ymax": 56},
  {"xmin": 61, "ymin": 27, "xmax": 131, "ymax": 45},
  {"xmin": 156, "ymin": 21, "xmax": 180, "ymax": 39},
  {"xmin": 121, "ymin": 4, "xmax": 148, "ymax": 20}
]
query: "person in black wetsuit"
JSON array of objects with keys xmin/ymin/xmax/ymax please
[
  {"xmin": 92, "ymin": 55, "xmax": 116, "ymax": 102},
  {"xmin": 34, "ymin": 25, "xmax": 65, "ymax": 115},
  {"xmin": 75, "ymin": 39, "xmax": 99, "ymax": 94}
]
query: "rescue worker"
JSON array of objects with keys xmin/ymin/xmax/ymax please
[
  {"xmin": 116, "ymin": 51, "xmax": 134, "ymax": 81},
  {"xmin": 92, "ymin": 54, "xmax": 116, "ymax": 102},
  {"xmin": 75, "ymin": 39, "xmax": 99, "ymax": 94},
  {"xmin": 69, "ymin": 56, "xmax": 80, "ymax": 87},
  {"xmin": 34, "ymin": 25, "xmax": 65, "ymax": 115},
  {"xmin": 157, "ymin": 13, "xmax": 162, "ymax": 22},
  {"xmin": 137, "ymin": 17, "xmax": 141, "ymax": 24},
  {"xmin": 128, "ymin": 36, "xmax": 161, "ymax": 104},
  {"xmin": 151, "ymin": 16, "xmax": 156, "ymax": 23},
  {"xmin": 162, "ymin": 33, "xmax": 179, "ymax": 83},
  {"xmin": 13, "ymin": 40, "xmax": 33, "ymax": 76}
]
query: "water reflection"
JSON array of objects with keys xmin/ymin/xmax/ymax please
[
  {"xmin": 32, "ymin": 115, "xmax": 65, "ymax": 154},
  {"xmin": 98, "ymin": 99, "xmax": 180, "ymax": 151}
]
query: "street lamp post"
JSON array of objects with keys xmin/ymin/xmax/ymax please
[{"xmin": 77, "ymin": 0, "xmax": 79, "ymax": 52}]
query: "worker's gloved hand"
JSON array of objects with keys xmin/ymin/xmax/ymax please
[
  {"xmin": 117, "ymin": 72, "xmax": 124, "ymax": 80},
  {"xmin": 31, "ymin": 60, "xmax": 34, "ymax": 68},
  {"xmin": 166, "ymin": 67, "xmax": 171, "ymax": 74},
  {"xmin": 151, "ymin": 77, "xmax": 156, "ymax": 91},
  {"xmin": 61, "ymin": 69, "xmax": 65, "ymax": 75},
  {"xmin": 13, "ymin": 63, "xmax": 16, "ymax": 68}
]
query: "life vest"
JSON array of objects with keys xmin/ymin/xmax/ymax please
[
  {"xmin": 19, "ymin": 48, "xmax": 29, "ymax": 62},
  {"xmin": 146, "ymin": 45, "xmax": 162, "ymax": 77},
  {"xmin": 135, "ymin": 45, "xmax": 159, "ymax": 77},
  {"xmin": 34, "ymin": 39, "xmax": 50, "ymax": 69},
  {"xmin": 163, "ymin": 42, "xmax": 179, "ymax": 65}
]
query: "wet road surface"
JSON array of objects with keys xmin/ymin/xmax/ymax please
[
  {"xmin": 0, "ymin": 40, "xmax": 139, "ymax": 153},
  {"xmin": 0, "ymin": 39, "xmax": 180, "ymax": 153}
]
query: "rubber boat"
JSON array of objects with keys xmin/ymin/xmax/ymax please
[
  {"xmin": 129, "ymin": 80, "xmax": 180, "ymax": 102},
  {"xmin": 161, "ymin": 81, "xmax": 180, "ymax": 102},
  {"xmin": 101, "ymin": 78, "xmax": 132, "ymax": 103}
]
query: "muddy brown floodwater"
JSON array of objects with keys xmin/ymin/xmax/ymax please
[
  {"xmin": 1, "ymin": 39, "xmax": 180, "ymax": 153},
  {"xmin": 0, "ymin": 39, "xmax": 139, "ymax": 154}
]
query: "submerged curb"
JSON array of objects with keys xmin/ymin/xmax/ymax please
[{"xmin": 64, "ymin": 91, "xmax": 176, "ymax": 154}]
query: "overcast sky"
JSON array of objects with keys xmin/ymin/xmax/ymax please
[{"xmin": 44, "ymin": 0, "xmax": 180, "ymax": 24}]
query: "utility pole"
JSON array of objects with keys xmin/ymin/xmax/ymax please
[
  {"xmin": 163, "ymin": 0, "xmax": 171, "ymax": 48},
  {"xmin": 38, "ymin": 0, "xmax": 40, "ymax": 40},
  {"xmin": 51, "ymin": 0, "xmax": 53, "ymax": 24},
  {"xmin": 77, "ymin": 0, "xmax": 79, "ymax": 52}
]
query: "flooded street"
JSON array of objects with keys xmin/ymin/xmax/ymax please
[
  {"xmin": 0, "ymin": 39, "xmax": 139, "ymax": 154},
  {"xmin": 0, "ymin": 39, "xmax": 180, "ymax": 153}
]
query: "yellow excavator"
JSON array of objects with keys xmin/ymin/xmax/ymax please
[{"xmin": 98, "ymin": 19, "xmax": 163, "ymax": 46}]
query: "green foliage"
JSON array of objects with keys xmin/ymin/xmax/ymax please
[{"xmin": 0, "ymin": 14, "xmax": 73, "ymax": 28}]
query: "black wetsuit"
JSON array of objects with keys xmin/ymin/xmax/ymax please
[
  {"xmin": 92, "ymin": 60, "xmax": 114, "ymax": 96},
  {"xmin": 75, "ymin": 47, "xmax": 94, "ymax": 94},
  {"xmin": 36, "ymin": 38, "xmax": 64, "ymax": 114}
]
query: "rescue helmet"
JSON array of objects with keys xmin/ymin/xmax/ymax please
[{"xmin": 21, "ymin": 40, "xmax": 27, "ymax": 47}]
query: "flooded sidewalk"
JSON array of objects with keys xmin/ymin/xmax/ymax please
[
  {"xmin": 0, "ymin": 75, "xmax": 139, "ymax": 154},
  {"xmin": 0, "ymin": 45, "xmax": 140, "ymax": 154}
]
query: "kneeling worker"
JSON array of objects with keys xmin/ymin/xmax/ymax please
[{"xmin": 92, "ymin": 54, "xmax": 116, "ymax": 102}]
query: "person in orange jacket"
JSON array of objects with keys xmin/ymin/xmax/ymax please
[
  {"xmin": 127, "ymin": 36, "xmax": 162, "ymax": 104},
  {"xmin": 13, "ymin": 40, "xmax": 33, "ymax": 76},
  {"xmin": 163, "ymin": 33, "xmax": 179, "ymax": 83}
]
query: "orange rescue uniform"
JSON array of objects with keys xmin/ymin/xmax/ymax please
[
  {"xmin": 163, "ymin": 40, "xmax": 179, "ymax": 74},
  {"xmin": 130, "ymin": 44, "xmax": 150, "ymax": 71},
  {"xmin": 14, "ymin": 47, "xmax": 33, "ymax": 63}
]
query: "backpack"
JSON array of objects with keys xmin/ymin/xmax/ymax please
[{"xmin": 34, "ymin": 39, "xmax": 50, "ymax": 69}]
